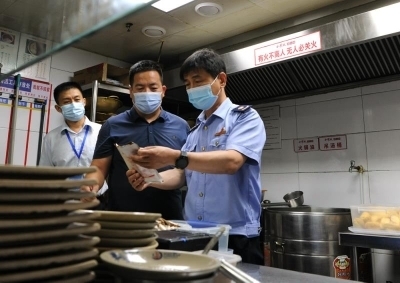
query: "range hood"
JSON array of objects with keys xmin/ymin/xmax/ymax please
[{"xmin": 164, "ymin": 2, "xmax": 400, "ymax": 105}]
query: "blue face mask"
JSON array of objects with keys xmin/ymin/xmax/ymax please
[
  {"xmin": 60, "ymin": 102, "xmax": 85, "ymax": 122},
  {"xmin": 187, "ymin": 76, "xmax": 220, "ymax": 111},
  {"xmin": 133, "ymin": 92, "xmax": 162, "ymax": 114}
]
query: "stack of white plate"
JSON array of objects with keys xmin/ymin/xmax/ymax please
[
  {"xmin": 79, "ymin": 210, "xmax": 161, "ymax": 252},
  {"xmin": 0, "ymin": 165, "xmax": 101, "ymax": 283}
]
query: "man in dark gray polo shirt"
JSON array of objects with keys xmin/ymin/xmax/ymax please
[{"xmin": 81, "ymin": 60, "xmax": 189, "ymax": 219}]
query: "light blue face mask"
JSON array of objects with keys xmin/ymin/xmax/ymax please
[
  {"xmin": 60, "ymin": 102, "xmax": 85, "ymax": 122},
  {"xmin": 133, "ymin": 92, "xmax": 162, "ymax": 114},
  {"xmin": 187, "ymin": 76, "xmax": 220, "ymax": 111}
]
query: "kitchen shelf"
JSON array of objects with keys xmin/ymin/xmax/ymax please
[
  {"xmin": 81, "ymin": 80, "xmax": 130, "ymax": 122},
  {"xmin": 339, "ymin": 231, "xmax": 400, "ymax": 250},
  {"xmin": 339, "ymin": 231, "xmax": 400, "ymax": 281}
]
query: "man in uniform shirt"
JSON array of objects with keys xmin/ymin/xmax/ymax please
[
  {"xmin": 127, "ymin": 49, "xmax": 266, "ymax": 264},
  {"xmin": 81, "ymin": 60, "xmax": 189, "ymax": 220}
]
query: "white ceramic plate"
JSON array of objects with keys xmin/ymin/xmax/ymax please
[
  {"xmin": 0, "ymin": 199, "xmax": 99, "ymax": 214},
  {"xmin": 1, "ymin": 235, "xmax": 100, "ymax": 258},
  {"xmin": 79, "ymin": 210, "xmax": 161, "ymax": 222},
  {"xmin": 0, "ymin": 165, "xmax": 96, "ymax": 180},
  {"xmin": 97, "ymin": 240, "xmax": 159, "ymax": 252},
  {"xmin": 0, "ymin": 260, "xmax": 97, "ymax": 282},
  {"xmin": 91, "ymin": 219, "xmax": 156, "ymax": 230},
  {"xmin": 0, "ymin": 178, "xmax": 97, "ymax": 189},
  {"xmin": 99, "ymin": 235, "xmax": 157, "ymax": 247},
  {"xmin": 0, "ymin": 248, "xmax": 98, "ymax": 271},
  {"xmin": 0, "ymin": 191, "xmax": 96, "ymax": 202},
  {"xmin": 100, "ymin": 249, "xmax": 220, "ymax": 280},
  {"xmin": 0, "ymin": 222, "xmax": 101, "ymax": 244},
  {"xmin": 348, "ymin": 226, "xmax": 400, "ymax": 236},
  {"xmin": 91, "ymin": 228, "xmax": 156, "ymax": 239},
  {"xmin": 0, "ymin": 210, "xmax": 100, "ymax": 229},
  {"xmin": 41, "ymin": 271, "xmax": 95, "ymax": 283}
]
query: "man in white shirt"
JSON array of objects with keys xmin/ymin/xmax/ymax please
[{"xmin": 39, "ymin": 81, "xmax": 108, "ymax": 198}]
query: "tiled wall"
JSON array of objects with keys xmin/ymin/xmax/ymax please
[
  {"xmin": 0, "ymin": 47, "xmax": 131, "ymax": 166},
  {"xmin": 255, "ymin": 80, "xmax": 400, "ymax": 208}
]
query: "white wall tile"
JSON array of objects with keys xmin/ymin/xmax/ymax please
[
  {"xmin": 366, "ymin": 130, "xmax": 400, "ymax": 171},
  {"xmin": 49, "ymin": 68, "xmax": 73, "ymax": 91},
  {"xmin": 281, "ymin": 106, "xmax": 297, "ymax": 139},
  {"xmin": 299, "ymin": 172, "xmax": 363, "ymax": 208},
  {"xmin": 363, "ymin": 90, "xmax": 400, "ymax": 132},
  {"xmin": 261, "ymin": 173, "xmax": 299, "ymax": 202},
  {"xmin": 298, "ymin": 133, "xmax": 367, "ymax": 173},
  {"xmin": 362, "ymin": 80, "xmax": 400, "ymax": 95},
  {"xmin": 369, "ymin": 171, "xmax": 400, "ymax": 205},
  {"xmin": 30, "ymin": 103, "xmax": 47, "ymax": 133},
  {"xmin": 296, "ymin": 88, "xmax": 361, "ymax": 106},
  {"xmin": 26, "ymin": 131, "xmax": 40, "ymax": 166},
  {"xmin": 0, "ymin": 128, "xmax": 9, "ymax": 165},
  {"xmin": 15, "ymin": 105, "xmax": 30, "ymax": 131},
  {"xmin": 261, "ymin": 140, "xmax": 298, "ymax": 173},
  {"xmin": 11, "ymin": 129, "xmax": 27, "ymax": 165},
  {"xmin": 0, "ymin": 103, "xmax": 12, "ymax": 128},
  {"xmin": 51, "ymin": 47, "xmax": 106, "ymax": 72},
  {"xmin": 296, "ymin": 96, "xmax": 364, "ymax": 138}
]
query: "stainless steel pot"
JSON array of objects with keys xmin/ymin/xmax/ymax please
[
  {"xmin": 261, "ymin": 191, "xmax": 304, "ymax": 208},
  {"xmin": 264, "ymin": 207, "xmax": 354, "ymax": 278}
]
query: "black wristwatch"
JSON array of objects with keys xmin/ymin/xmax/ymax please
[{"xmin": 175, "ymin": 151, "xmax": 189, "ymax": 169}]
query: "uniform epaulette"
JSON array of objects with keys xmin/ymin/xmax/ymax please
[
  {"xmin": 189, "ymin": 124, "xmax": 200, "ymax": 133},
  {"xmin": 232, "ymin": 105, "xmax": 251, "ymax": 112}
]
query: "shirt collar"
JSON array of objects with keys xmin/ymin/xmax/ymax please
[
  {"xmin": 60, "ymin": 116, "xmax": 94, "ymax": 133},
  {"xmin": 197, "ymin": 98, "xmax": 233, "ymax": 123},
  {"xmin": 130, "ymin": 107, "xmax": 167, "ymax": 123}
]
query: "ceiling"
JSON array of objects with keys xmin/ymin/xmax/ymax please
[
  {"xmin": 0, "ymin": 0, "xmax": 375, "ymax": 70},
  {"xmin": 1, "ymin": 0, "xmax": 399, "ymax": 115}
]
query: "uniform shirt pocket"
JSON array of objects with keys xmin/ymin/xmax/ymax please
[{"xmin": 209, "ymin": 135, "xmax": 228, "ymax": 150}]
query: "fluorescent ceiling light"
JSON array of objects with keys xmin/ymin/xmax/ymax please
[{"xmin": 151, "ymin": 0, "xmax": 195, "ymax": 12}]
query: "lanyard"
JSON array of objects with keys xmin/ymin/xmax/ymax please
[{"xmin": 65, "ymin": 125, "xmax": 90, "ymax": 160}]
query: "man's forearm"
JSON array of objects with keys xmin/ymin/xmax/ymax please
[
  {"xmin": 151, "ymin": 168, "xmax": 185, "ymax": 190},
  {"xmin": 85, "ymin": 168, "xmax": 105, "ymax": 191}
]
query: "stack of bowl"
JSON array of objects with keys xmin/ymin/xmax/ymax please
[
  {"xmin": 0, "ymin": 165, "xmax": 101, "ymax": 283},
  {"xmin": 80, "ymin": 210, "xmax": 160, "ymax": 252}
]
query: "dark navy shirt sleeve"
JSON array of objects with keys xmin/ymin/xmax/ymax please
[{"xmin": 93, "ymin": 120, "xmax": 114, "ymax": 159}]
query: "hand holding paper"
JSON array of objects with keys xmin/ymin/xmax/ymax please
[{"xmin": 115, "ymin": 142, "xmax": 163, "ymax": 183}]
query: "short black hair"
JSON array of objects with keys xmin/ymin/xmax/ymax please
[
  {"xmin": 53, "ymin": 82, "xmax": 83, "ymax": 104},
  {"xmin": 129, "ymin": 60, "xmax": 163, "ymax": 85},
  {"xmin": 179, "ymin": 48, "xmax": 226, "ymax": 81}
]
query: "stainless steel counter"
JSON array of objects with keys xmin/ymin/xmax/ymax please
[{"xmin": 236, "ymin": 262, "xmax": 360, "ymax": 283}]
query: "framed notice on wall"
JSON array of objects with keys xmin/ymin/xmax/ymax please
[
  {"xmin": 0, "ymin": 27, "xmax": 20, "ymax": 74},
  {"xmin": 256, "ymin": 105, "xmax": 281, "ymax": 150},
  {"xmin": 16, "ymin": 33, "xmax": 52, "ymax": 82}
]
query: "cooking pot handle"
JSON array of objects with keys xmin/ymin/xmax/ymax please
[{"xmin": 274, "ymin": 241, "xmax": 285, "ymax": 254}]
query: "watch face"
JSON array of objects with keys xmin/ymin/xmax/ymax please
[{"xmin": 176, "ymin": 156, "xmax": 188, "ymax": 169}]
